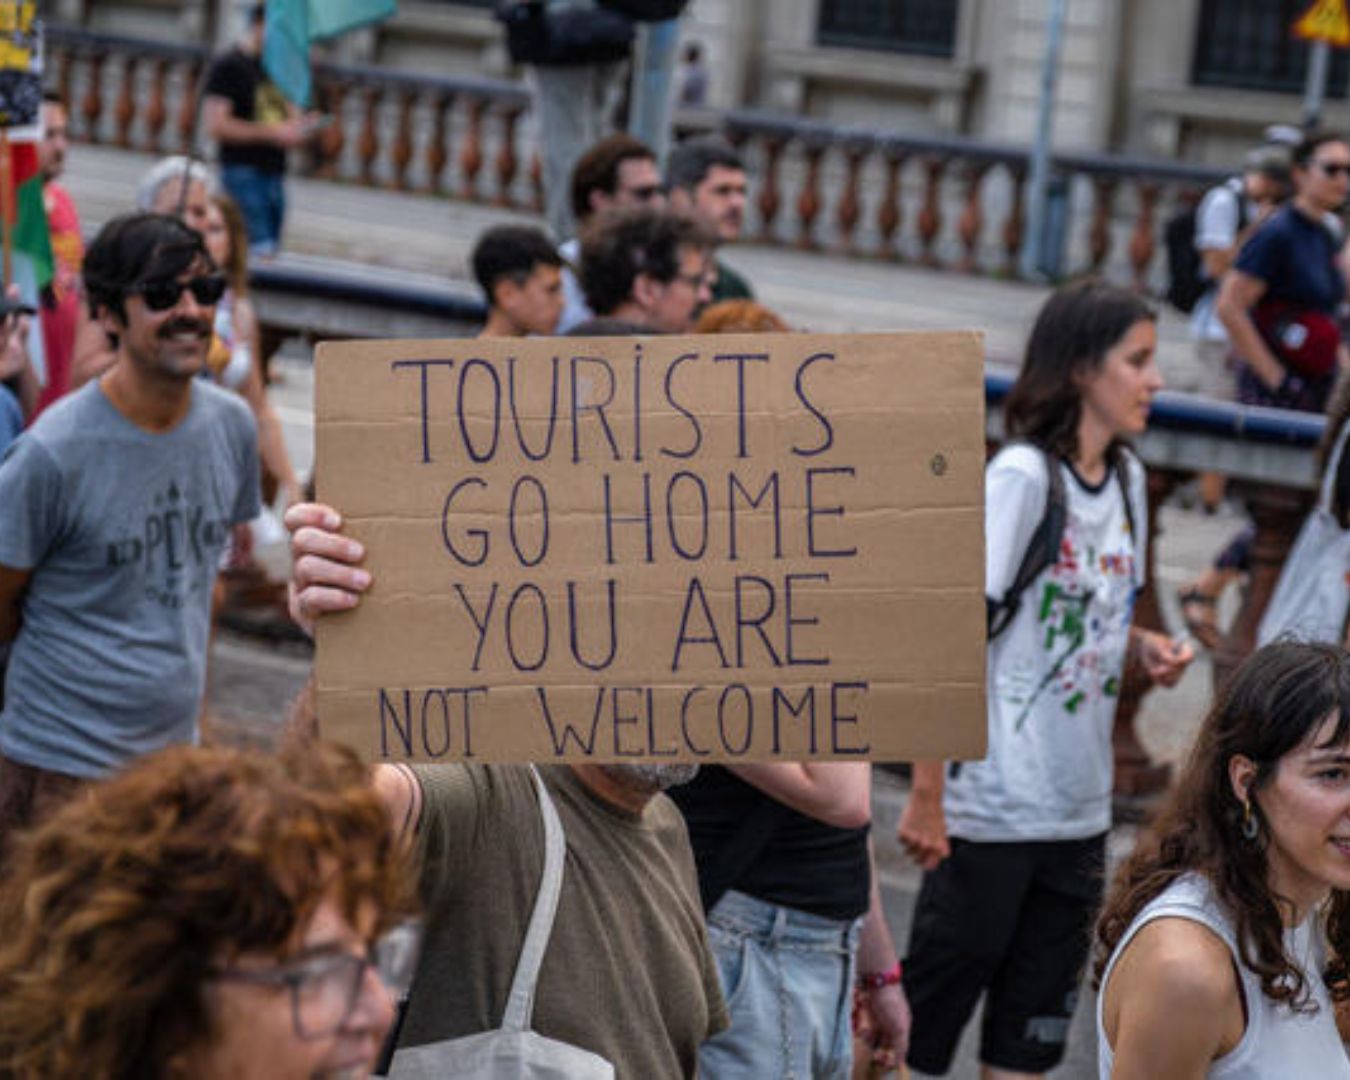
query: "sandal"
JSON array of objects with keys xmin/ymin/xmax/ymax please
[{"xmin": 1177, "ymin": 587, "xmax": 1221, "ymax": 650}]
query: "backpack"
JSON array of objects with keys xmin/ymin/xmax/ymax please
[
  {"xmin": 597, "ymin": 0, "xmax": 689, "ymax": 19},
  {"xmin": 1164, "ymin": 177, "xmax": 1246, "ymax": 315},
  {"xmin": 496, "ymin": 2, "xmax": 635, "ymax": 67},
  {"xmin": 986, "ymin": 443, "xmax": 1139, "ymax": 641}
]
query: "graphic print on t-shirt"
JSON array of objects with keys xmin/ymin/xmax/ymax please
[
  {"xmin": 103, "ymin": 477, "xmax": 233, "ymax": 611},
  {"xmin": 1005, "ymin": 515, "xmax": 1136, "ymax": 731},
  {"xmin": 255, "ymin": 79, "xmax": 288, "ymax": 126}
]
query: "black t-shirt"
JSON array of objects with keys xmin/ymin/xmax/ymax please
[
  {"xmin": 670, "ymin": 766, "xmax": 870, "ymax": 921},
  {"xmin": 203, "ymin": 47, "xmax": 288, "ymax": 175}
]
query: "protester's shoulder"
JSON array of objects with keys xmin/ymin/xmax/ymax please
[
  {"xmin": 20, "ymin": 382, "xmax": 105, "ymax": 448},
  {"xmin": 205, "ymin": 46, "xmax": 252, "ymax": 82},
  {"xmin": 714, "ymin": 260, "xmax": 754, "ymax": 300},
  {"xmin": 412, "ymin": 761, "xmax": 533, "ymax": 825},
  {"xmin": 645, "ymin": 790, "xmax": 696, "ymax": 849},
  {"xmin": 988, "ymin": 441, "xmax": 1051, "ymax": 485},
  {"xmin": 195, "ymin": 379, "xmax": 256, "ymax": 436}
]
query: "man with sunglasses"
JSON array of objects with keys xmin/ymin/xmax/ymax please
[
  {"xmin": 0, "ymin": 212, "xmax": 260, "ymax": 857},
  {"xmin": 557, "ymin": 133, "xmax": 666, "ymax": 333}
]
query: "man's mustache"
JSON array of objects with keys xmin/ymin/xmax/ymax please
[{"xmin": 157, "ymin": 317, "xmax": 212, "ymax": 339}]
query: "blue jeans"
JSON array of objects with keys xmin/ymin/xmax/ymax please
[
  {"xmin": 700, "ymin": 890, "xmax": 861, "ymax": 1080},
  {"xmin": 220, "ymin": 164, "xmax": 286, "ymax": 256}
]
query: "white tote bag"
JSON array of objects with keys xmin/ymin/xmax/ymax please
[{"xmin": 1258, "ymin": 422, "xmax": 1350, "ymax": 647}]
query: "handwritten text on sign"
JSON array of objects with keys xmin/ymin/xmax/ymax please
[{"xmin": 315, "ymin": 332, "xmax": 986, "ymax": 763}]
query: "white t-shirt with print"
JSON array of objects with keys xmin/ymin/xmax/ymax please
[{"xmin": 944, "ymin": 443, "xmax": 1146, "ymax": 842}]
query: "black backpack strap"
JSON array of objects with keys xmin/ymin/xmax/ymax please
[{"xmin": 987, "ymin": 444, "xmax": 1067, "ymax": 641}]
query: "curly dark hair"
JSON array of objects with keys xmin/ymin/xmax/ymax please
[
  {"xmin": 0, "ymin": 740, "xmax": 414, "ymax": 1079},
  {"xmin": 577, "ymin": 206, "xmax": 714, "ymax": 317},
  {"xmin": 1094, "ymin": 641, "xmax": 1350, "ymax": 1014},
  {"xmin": 1003, "ymin": 278, "xmax": 1155, "ymax": 464}
]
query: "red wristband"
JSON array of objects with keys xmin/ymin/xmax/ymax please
[{"xmin": 857, "ymin": 961, "xmax": 902, "ymax": 991}]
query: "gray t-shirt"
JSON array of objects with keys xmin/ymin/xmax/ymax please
[{"xmin": 0, "ymin": 379, "xmax": 259, "ymax": 777}]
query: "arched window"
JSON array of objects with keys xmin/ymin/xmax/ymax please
[
  {"xmin": 1192, "ymin": 0, "xmax": 1348, "ymax": 96},
  {"xmin": 816, "ymin": 0, "xmax": 959, "ymax": 58}
]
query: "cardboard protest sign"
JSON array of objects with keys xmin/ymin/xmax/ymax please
[{"xmin": 315, "ymin": 332, "xmax": 987, "ymax": 763}]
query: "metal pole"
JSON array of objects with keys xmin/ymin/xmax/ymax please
[
  {"xmin": 1020, "ymin": 0, "xmax": 1069, "ymax": 279},
  {"xmin": 1304, "ymin": 38, "xmax": 1331, "ymax": 129}
]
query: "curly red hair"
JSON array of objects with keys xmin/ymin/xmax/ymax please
[{"xmin": 0, "ymin": 740, "xmax": 414, "ymax": 1079}]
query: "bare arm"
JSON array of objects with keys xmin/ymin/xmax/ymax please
[
  {"xmin": 203, "ymin": 96, "xmax": 307, "ymax": 150},
  {"xmin": 724, "ymin": 762, "xmax": 871, "ymax": 828},
  {"xmin": 1215, "ymin": 269, "xmax": 1283, "ymax": 391},
  {"xmin": 233, "ymin": 297, "xmax": 302, "ymax": 505},
  {"xmin": 0, "ymin": 564, "xmax": 32, "ymax": 643},
  {"xmin": 895, "ymin": 759, "xmax": 949, "ymax": 869},
  {"xmin": 1104, "ymin": 918, "xmax": 1244, "ymax": 1079},
  {"xmin": 852, "ymin": 837, "xmax": 910, "ymax": 1070}
]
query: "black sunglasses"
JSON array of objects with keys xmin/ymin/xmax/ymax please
[
  {"xmin": 130, "ymin": 273, "xmax": 227, "ymax": 312},
  {"xmin": 1315, "ymin": 161, "xmax": 1350, "ymax": 179}
]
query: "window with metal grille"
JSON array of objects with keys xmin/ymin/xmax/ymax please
[
  {"xmin": 1192, "ymin": 0, "xmax": 1349, "ymax": 97},
  {"xmin": 816, "ymin": 0, "xmax": 959, "ymax": 58}
]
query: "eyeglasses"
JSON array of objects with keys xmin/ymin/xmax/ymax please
[
  {"xmin": 129, "ymin": 273, "xmax": 227, "ymax": 312},
  {"xmin": 672, "ymin": 269, "xmax": 713, "ymax": 290},
  {"xmin": 210, "ymin": 919, "xmax": 422, "ymax": 1040},
  {"xmin": 1315, "ymin": 161, "xmax": 1350, "ymax": 179},
  {"xmin": 624, "ymin": 183, "xmax": 665, "ymax": 202}
]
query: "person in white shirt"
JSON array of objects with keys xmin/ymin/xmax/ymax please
[
  {"xmin": 1095, "ymin": 641, "xmax": 1350, "ymax": 1079},
  {"xmin": 896, "ymin": 280, "xmax": 1193, "ymax": 1079}
]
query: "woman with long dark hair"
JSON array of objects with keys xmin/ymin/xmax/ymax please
[
  {"xmin": 1096, "ymin": 642, "xmax": 1350, "ymax": 1077},
  {"xmin": 897, "ymin": 279, "xmax": 1193, "ymax": 1077}
]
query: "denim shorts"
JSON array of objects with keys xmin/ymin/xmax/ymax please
[{"xmin": 699, "ymin": 889, "xmax": 861, "ymax": 1080}]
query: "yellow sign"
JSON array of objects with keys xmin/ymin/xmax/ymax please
[{"xmin": 1295, "ymin": 0, "xmax": 1350, "ymax": 47}]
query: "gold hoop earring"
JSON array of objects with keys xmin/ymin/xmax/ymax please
[{"xmin": 1241, "ymin": 800, "xmax": 1260, "ymax": 841}]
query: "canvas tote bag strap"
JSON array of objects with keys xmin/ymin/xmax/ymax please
[
  {"xmin": 1318, "ymin": 421, "xmax": 1350, "ymax": 514},
  {"xmin": 500, "ymin": 765, "xmax": 568, "ymax": 1033}
]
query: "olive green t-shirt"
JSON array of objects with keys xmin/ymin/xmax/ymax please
[{"xmin": 400, "ymin": 764, "xmax": 727, "ymax": 1078}]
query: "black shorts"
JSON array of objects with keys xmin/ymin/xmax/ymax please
[{"xmin": 902, "ymin": 833, "xmax": 1106, "ymax": 1076}]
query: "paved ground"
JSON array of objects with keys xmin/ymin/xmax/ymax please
[{"xmin": 59, "ymin": 139, "xmax": 1237, "ymax": 1080}]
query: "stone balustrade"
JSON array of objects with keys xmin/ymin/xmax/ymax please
[{"xmin": 49, "ymin": 24, "xmax": 1237, "ymax": 288}]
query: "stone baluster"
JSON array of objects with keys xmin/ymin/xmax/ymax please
[
  {"xmin": 176, "ymin": 60, "xmax": 202, "ymax": 153},
  {"xmin": 114, "ymin": 56, "xmax": 138, "ymax": 148},
  {"xmin": 145, "ymin": 58, "xmax": 171, "ymax": 150},
  {"xmin": 315, "ymin": 79, "xmax": 347, "ymax": 179},
  {"xmin": 495, "ymin": 102, "xmax": 526, "ymax": 207},
  {"xmin": 795, "ymin": 136, "xmax": 828, "ymax": 250},
  {"xmin": 460, "ymin": 97, "xmax": 488, "ymax": 200},
  {"xmin": 1211, "ymin": 481, "xmax": 1312, "ymax": 692},
  {"xmin": 1002, "ymin": 162, "xmax": 1028, "ymax": 277},
  {"xmin": 917, "ymin": 156, "xmax": 948, "ymax": 268},
  {"xmin": 1128, "ymin": 180, "xmax": 1162, "ymax": 290},
  {"xmin": 834, "ymin": 135, "xmax": 869, "ymax": 254},
  {"xmin": 957, "ymin": 160, "xmax": 991, "ymax": 273},
  {"xmin": 1112, "ymin": 468, "xmax": 1182, "ymax": 800},
  {"xmin": 529, "ymin": 151, "xmax": 544, "ymax": 213},
  {"xmin": 81, "ymin": 49, "xmax": 107, "ymax": 143},
  {"xmin": 390, "ymin": 88, "xmax": 417, "ymax": 190},
  {"xmin": 358, "ymin": 83, "xmax": 382, "ymax": 186},
  {"xmin": 55, "ymin": 47, "xmax": 75, "ymax": 122},
  {"xmin": 756, "ymin": 136, "xmax": 787, "ymax": 243},
  {"xmin": 424, "ymin": 92, "xmax": 453, "ymax": 194},
  {"xmin": 876, "ymin": 146, "xmax": 907, "ymax": 258},
  {"xmin": 1088, "ymin": 176, "xmax": 1117, "ymax": 272}
]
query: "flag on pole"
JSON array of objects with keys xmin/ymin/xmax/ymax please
[
  {"xmin": 263, "ymin": 0, "xmax": 398, "ymax": 107},
  {"xmin": 3, "ymin": 140, "xmax": 51, "ymax": 289},
  {"xmin": 1294, "ymin": 0, "xmax": 1350, "ymax": 48}
]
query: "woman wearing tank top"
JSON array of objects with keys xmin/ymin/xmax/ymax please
[{"xmin": 1095, "ymin": 642, "xmax": 1350, "ymax": 1077}]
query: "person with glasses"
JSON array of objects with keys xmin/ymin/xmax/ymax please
[
  {"xmin": 557, "ymin": 133, "xmax": 666, "ymax": 333},
  {"xmin": 1180, "ymin": 132, "xmax": 1350, "ymax": 653},
  {"xmin": 0, "ymin": 212, "xmax": 260, "ymax": 857},
  {"xmin": 573, "ymin": 205, "xmax": 715, "ymax": 335},
  {"xmin": 0, "ymin": 738, "xmax": 419, "ymax": 1078}
]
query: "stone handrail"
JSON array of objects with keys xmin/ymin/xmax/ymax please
[{"xmin": 50, "ymin": 23, "xmax": 1240, "ymax": 287}]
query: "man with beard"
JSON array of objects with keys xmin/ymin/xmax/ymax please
[
  {"xmin": 284, "ymin": 505, "xmax": 727, "ymax": 1077},
  {"xmin": 0, "ymin": 213, "xmax": 259, "ymax": 856},
  {"xmin": 666, "ymin": 137, "xmax": 753, "ymax": 305}
]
